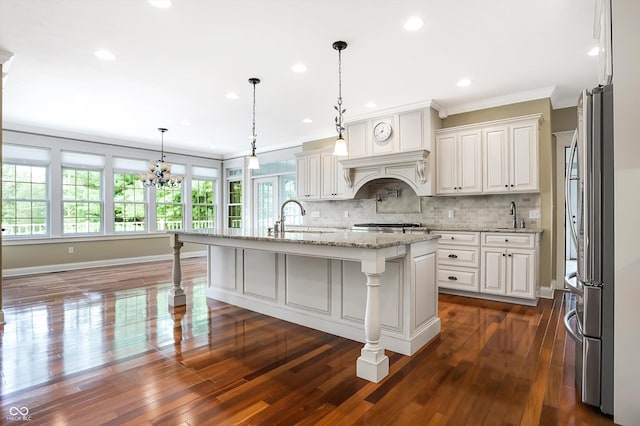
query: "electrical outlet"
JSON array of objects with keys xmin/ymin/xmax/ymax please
[
  {"xmin": 344, "ymin": 211, "xmax": 349, "ymax": 218},
  {"xmin": 529, "ymin": 209, "xmax": 541, "ymax": 219},
  {"xmin": 448, "ymin": 210, "xmax": 454, "ymax": 219},
  {"xmin": 68, "ymin": 247, "xmax": 74, "ymax": 254},
  {"xmin": 311, "ymin": 211, "xmax": 320, "ymax": 218}
]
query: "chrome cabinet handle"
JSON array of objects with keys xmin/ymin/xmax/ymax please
[
  {"xmin": 447, "ymin": 276, "xmax": 458, "ymax": 281},
  {"xmin": 448, "ymin": 254, "xmax": 458, "ymax": 259}
]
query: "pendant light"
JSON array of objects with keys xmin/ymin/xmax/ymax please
[
  {"xmin": 332, "ymin": 40, "xmax": 348, "ymax": 156},
  {"xmin": 248, "ymin": 77, "xmax": 261, "ymax": 170}
]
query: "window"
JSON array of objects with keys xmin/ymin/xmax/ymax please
[
  {"xmin": 2, "ymin": 164, "xmax": 48, "ymax": 236},
  {"xmin": 192, "ymin": 179, "xmax": 216, "ymax": 229},
  {"xmin": 113, "ymin": 173, "xmax": 146, "ymax": 232},
  {"xmin": 62, "ymin": 168, "xmax": 102, "ymax": 234},
  {"xmin": 228, "ymin": 180, "xmax": 242, "ymax": 229},
  {"xmin": 156, "ymin": 185, "xmax": 182, "ymax": 230}
]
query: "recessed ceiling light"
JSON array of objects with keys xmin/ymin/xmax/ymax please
[
  {"xmin": 303, "ymin": 118, "xmax": 312, "ymax": 123},
  {"xmin": 148, "ymin": 0, "xmax": 172, "ymax": 8},
  {"xmin": 225, "ymin": 92, "xmax": 239, "ymax": 100},
  {"xmin": 179, "ymin": 120, "xmax": 191, "ymax": 126},
  {"xmin": 94, "ymin": 49, "xmax": 115, "ymax": 61},
  {"xmin": 588, "ymin": 46, "xmax": 600, "ymax": 56},
  {"xmin": 365, "ymin": 101, "xmax": 377, "ymax": 108},
  {"xmin": 404, "ymin": 17, "xmax": 424, "ymax": 31},
  {"xmin": 456, "ymin": 78, "xmax": 471, "ymax": 87},
  {"xmin": 292, "ymin": 63, "xmax": 307, "ymax": 73}
]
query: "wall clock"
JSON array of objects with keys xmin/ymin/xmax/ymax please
[{"xmin": 373, "ymin": 121, "xmax": 392, "ymax": 142}]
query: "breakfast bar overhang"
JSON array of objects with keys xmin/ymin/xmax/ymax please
[{"xmin": 168, "ymin": 230, "xmax": 441, "ymax": 383}]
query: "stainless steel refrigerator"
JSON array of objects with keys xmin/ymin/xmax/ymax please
[{"xmin": 564, "ymin": 84, "xmax": 614, "ymax": 415}]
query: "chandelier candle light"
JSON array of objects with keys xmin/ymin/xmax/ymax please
[
  {"xmin": 248, "ymin": 77, "xmax": 261, "ymax": 170},
  {"xmin": 332, "ymin": 40, "xmax": 348, "ymax": 157},
  {"xmin": 140, "ymin": 127, "xmax": 183, "ymax": 188}
]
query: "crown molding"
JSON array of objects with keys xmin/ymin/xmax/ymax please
[
  {"xmin": 345, "ymin": 99, "xmax": 442, "ymax": 124},
  {"xmin": 0, "ymin": 50, "xmax": 14, "ymax": 66},
  {"xmin": 441, "ymin": 86, "xmax": 556, "ymax": 116}
]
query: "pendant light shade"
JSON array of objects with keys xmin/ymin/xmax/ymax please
[
  {"xmin": 332, "ymin": 40, "xmax": 348, "ymax": 157},
  {"xmin": 248, "ymin": 77, "xmax": 261, "ymax": 170}
]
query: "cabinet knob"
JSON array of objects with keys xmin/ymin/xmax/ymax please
[
  {"xmin": 510, "ymin": 184, "xmax": 514, "ymax": 187},
  {"xmin": 448, "ymin": 254, "xmax": 458, "ymax": 259},
  {"xmin": 502, "ymin": 253, "xmax": 506, "ymax": 257},
  {"xmin": 505, "ymin": 185, "xmax": 508, "ymax": 187},
  {"xmin": 508, "ymin": 253, "xmax": 512, "ymax": 257},
  {"xmin": 505, "ymin": 239, "xmax": 509, "ymax": 242},
  {"xmin": 451, "ymin": 237, "xmax": 455, "ymax": 240},
  {"xmin": 448, "ymin": 276, "xmax": 458, "ymax": 281}
]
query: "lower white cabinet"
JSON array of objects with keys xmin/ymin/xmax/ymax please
[
  {"xmin": 436, "ymin": 230, "xmax": 540, "ymax": 303},
  {"xmin": 480, "ymin": 232, "xmax": 539, "ymax": 300},
  {"xmin": 433, "ymin": 231, "xmax": 480, "ymax": 292}
]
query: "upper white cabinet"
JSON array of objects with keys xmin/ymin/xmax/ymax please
[
  {"xmin": 435, "ymin": 129, "xmax": 482, "ymax": 195},
  {"xmin": 320, "ymin": 152, "xmax": 345, "ymax": 199},
  {"xmin": 296, "ymin": 152, "xmax": 320, "ymax": 200},
  {"xmin": 345, "ymin": 107, "xmax": 441, "ymax": 159},
  {"xmin": 480, "ymin": 115, "xmax": 541, "ymax": 194},
  {"xmin": 435, "ymin": 114, "xmax": 541, "ymax": 195}
]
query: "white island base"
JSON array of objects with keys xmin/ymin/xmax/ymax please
[{"xmin": 170, "ymin": 231, "xmax": 440, "ymax": 383}]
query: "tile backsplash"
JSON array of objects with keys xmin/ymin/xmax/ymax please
[{"xmin": 303, "ymin": 192, "xmax": 541, "ymax": 229}]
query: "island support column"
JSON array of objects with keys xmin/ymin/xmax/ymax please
[
  {"xmin": 357, "ymin": 250, "xmax": 389, "ymax": 383},
  {"xmin": 169, "ymin": 233, "xmax": 186, "ymax": 307}
]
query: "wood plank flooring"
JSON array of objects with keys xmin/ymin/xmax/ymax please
[{"xmin": 1, "ymin": 258, "xmax": 614, "ymax": 425}]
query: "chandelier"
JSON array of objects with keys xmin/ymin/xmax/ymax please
[
  {"xmin": 248, "ymin": 77, "xmax": 261, "ymax": 170},
  {"xmin": 140, "ymin": 127, "xmax": 183, "ymax": 188},
  {"xmin": 332, "ymin": 40, "xmax": 348, "ymax": 156}
]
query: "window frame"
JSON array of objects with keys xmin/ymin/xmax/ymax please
[
  {"xmin": 61, "ymin": 166, "xmax": 104, "ymax": 235},
  {"xmin": 1, "ymin": 162, "xmax": 50, "ymax": 238}
]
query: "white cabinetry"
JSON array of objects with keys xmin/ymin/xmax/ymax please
[
  {"xmin": 346, "ymin": 107, "xmax": 440, "ymax": 159},
  {"xmin": 480, "ymin": 232, "xmax": 539, "ymax": 299},
  {"xmin": 320, "ymin": 152, "xmax": 345, "ymax": 199},
  {"xmin": 435, "ymin": 129, "xmax": 482, "ymax": 194},
  {"xmin": 482, "ymin": 118, "xmax": 540, "ymax": 193},
  {"xmin": 433, "ymin": 231, "xmax": 480, "ymax": 292},
  {"xmin": 296, "ymin": 152, "xmax": 320, "ymax": 200}
]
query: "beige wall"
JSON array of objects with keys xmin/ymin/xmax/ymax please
[
  {"xmin": 442, "ymin": 99, "xmax": 555, "ymax": 288},
  {"xmin": 551, "ymin": 106, "xmax": 577, "ymax": 132},
  {"xmin": 302, "ymin": 136, "xmax": 335, "ymax": 152},
  {"xmin": 2, "ymin": 236, "xmax": 204, "ymax": 272}
]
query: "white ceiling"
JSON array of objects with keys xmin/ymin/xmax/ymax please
[{"xmin": 0, "ymin": 0, "xmax": 597, "ymax": 159}]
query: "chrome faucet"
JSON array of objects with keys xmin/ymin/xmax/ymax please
[
  {"xmin": 278, "ymin": 199, "xmax": 306, "ymax": 233},
  {"xmin": 509, "ymin": 201, "xmax": 517, "ymax": 228}
]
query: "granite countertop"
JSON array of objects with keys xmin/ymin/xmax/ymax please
[
  {"xmin": 416, "ymin": 226, "xmax": 544, "ymax": 234},
  {"xmin": 175, "ymin": 229, "xmax": 440, "ymax": 249}
]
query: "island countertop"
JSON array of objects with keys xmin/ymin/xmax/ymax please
[{"xmin": 174, "ymin": 228, "xmax": 440, "ymax": 249}]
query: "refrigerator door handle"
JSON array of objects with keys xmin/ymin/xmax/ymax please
[
  {"xmin": 564, "ymin": 271, "xmax": 582, "ymax": 296},
  {"xmin": 565, "ymin": 129, "xmax": 580, "ymax": 250},
  {"xmin": 564, "ymin": 309, "xmax": 583, "ymax": 343}
]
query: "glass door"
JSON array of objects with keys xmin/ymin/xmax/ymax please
[{"xmin": 253, "ymin": 177, "xmax": 277, "ymax": 233}]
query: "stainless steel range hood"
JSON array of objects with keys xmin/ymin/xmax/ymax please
[{"xmin": 339, "ymin": 149, "xmax": 433, "ymax": 198}]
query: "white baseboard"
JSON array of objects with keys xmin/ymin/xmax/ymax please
[
  {"xmin": 2, "ymin": 251, "xmax": 207, "ymax": 277},
  {"xmin": 539, "ymin": 282, "xmax": 556, "ymax": 299},
  {"xmin": 438, "ymin": 288, "xmax": 539, "ymax": 306}
]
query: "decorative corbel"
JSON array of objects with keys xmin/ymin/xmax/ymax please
[
  {"xmin": 343, "ymin": 167, "xmax": 353, "ymax": 188},
  {"xmin": 416, "ymin": 160, "xmax": 427, "ymax": 183}
]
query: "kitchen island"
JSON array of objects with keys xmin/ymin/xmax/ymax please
[{"xmin": 168, "ymin": 229, "xmax": 440, "ymax": 383}]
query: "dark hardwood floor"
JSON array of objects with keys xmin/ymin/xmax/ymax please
[{"xmin": 1, "ymin": 258, "xmax": 614, "ymax": 425}]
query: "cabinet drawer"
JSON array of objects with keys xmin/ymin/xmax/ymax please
[
  {"xmin": 433, "ymin": 231, "xmax": 480, "ymax": 246},
  {"xmin": 437, "ymin": 267, "xmax": 479, "ymax": 292},
  {"xmin": 482, "ymin": 232, "xmax": 535, "ymax": 248},
  {"xmin": 437, "ymin": 247, "xmax": 480, "ymax": 268}
]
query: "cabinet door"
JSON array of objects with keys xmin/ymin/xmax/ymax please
[
  {"xmin": 506, "ymin": 249, "xmax": 535, "ymax": 298},
  {"xmin": 481, "ymin": 248, "xmax": 506, "ymax": 295},
  {"xmin": 296, "ymin": 157, "xmax": 307, "ymax": 198},
  {"xmin": 334, "ymin": 156, "xmax": 345, "ymax": 198},
  {"xmin": 510, "ymin": 123, "xmax": 538, "ymax": 192},
  {"xmin": 436, "ymin": 133, "xmax": 457, "ymax": 194},
  {"xmin": 306, "ymin": 154, "xmax": 321, "ymax": 199},
  {"xmin": 320, "ymin": 152, "xmax": 335, "ymax": 199},
  {"xmin": 458, "ymin": 130, "xmax": 482, "ymax": 193},
  {"xmin": 483, "ymin": 126, "xmax": 509, "ymax": 193}
]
